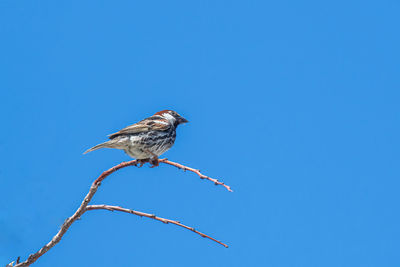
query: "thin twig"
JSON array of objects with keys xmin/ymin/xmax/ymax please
[
  {"xmin": 13, "ymin": 159, "xmax": 229, "ymax": 266},
  {"xmin": 86, "ymin": 204, "xmax": 228, "ymax": 248},
  {"xmin": 159, "ymin": 158, "xmax": 233, "ymax": 192}
]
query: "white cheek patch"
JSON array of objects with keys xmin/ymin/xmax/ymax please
[{"xmin": 162, "ymin": 113, "xmax": 176, "ymax": 123}]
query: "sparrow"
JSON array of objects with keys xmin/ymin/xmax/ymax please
[{"xmin": 84, "ymin": 110, "xmax": 188, "ymax": 165}]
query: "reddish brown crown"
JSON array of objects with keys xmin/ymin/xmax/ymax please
[{"xmin": 154, "ymin": 110, "xmax": 172, "ymax": 116}]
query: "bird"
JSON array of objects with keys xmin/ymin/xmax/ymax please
[{"xmin": 84, "ymin": 110, "xmax": 188, "ymax": 166}]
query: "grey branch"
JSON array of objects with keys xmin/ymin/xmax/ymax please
[
  {"xmin": 86, "ymin": 204, "xmax": 228, "ymax": 248},
  {"xmin": 12, "ymin": 159, "xmax": 229, "ymax": 267}
]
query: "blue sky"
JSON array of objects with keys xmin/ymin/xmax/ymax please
[{"xmin": 1, "ymin": 1, "xmax": 399, "ymax": 266}]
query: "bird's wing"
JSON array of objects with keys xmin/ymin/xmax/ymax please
[{"xmin": 108, "ymin": 116, "xmax": 170, "ymax": 139}]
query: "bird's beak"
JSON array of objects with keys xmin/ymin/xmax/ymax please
[{"xmin": 179, "ymin": 117, "xmax": 189, "ymax": 124}]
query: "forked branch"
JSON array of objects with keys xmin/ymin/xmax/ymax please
[{"xmin": 11, "ymin": 159, "xmax": 230, "ymax": 267}]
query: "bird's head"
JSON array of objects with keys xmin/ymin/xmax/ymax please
[{"xmin": 154, "ymin": 110, "xmax": 188, "ymax": 127}]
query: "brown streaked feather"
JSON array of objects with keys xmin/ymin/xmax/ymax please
[{"xmin": 108, "ymin": 117, "xmax": 170, "ymax": 139}]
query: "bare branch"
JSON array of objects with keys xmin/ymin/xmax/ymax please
[
  {"xmin": 13, "ymin": 159, "xmax": 229, "ymax": 266},
  {"xmin": 159, "ymin": 158, "xmax": 233, "ymax": 192},
  {"xmin": 86, "ymin": 204, "xmax": 228, "ymax": 248},
  {"xmin": 14, "ymin": 160, "xmax": 139, "ymax": 267}
]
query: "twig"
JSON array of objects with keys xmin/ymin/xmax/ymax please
[
  {"xmin": 13, "ymin": 159, "xmax": 228, "ymax": 266},
  {"xmin": 86, "ymin": 204, "xmax": 228, "ymax": 248},
  {"xmin": 159, "ymin": 158, "xmax": 233, "ymax": 192}
]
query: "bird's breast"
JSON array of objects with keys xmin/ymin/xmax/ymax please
[{"xmin": 125, "ymin": 130, "xmax": 176, "ymax": 158}]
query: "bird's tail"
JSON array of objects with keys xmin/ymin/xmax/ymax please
[{"xmin": 83, "ymin": 140, "xmax": 119, "ymax": 154}]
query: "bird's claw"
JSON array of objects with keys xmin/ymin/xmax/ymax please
[
  {"xmin": 136, "ymin": 158, "xmax": 159, "ymax": 168},
  {"xmin": 136, "ymin": 159, "xmax": 148, "ymax": 168},
  {"xmin": 149, "ymin": 157, "xmax": 159, "ymax": 168}
]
